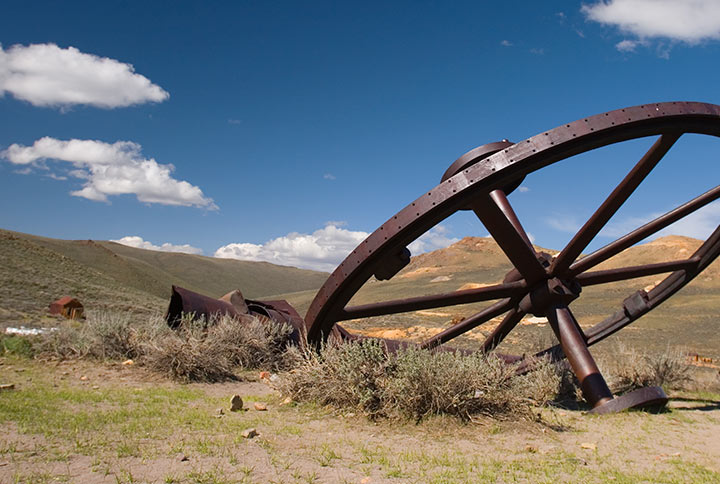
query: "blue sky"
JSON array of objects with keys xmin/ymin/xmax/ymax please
[{"xmin": 2, "ymin": 1, "xmax": 720, "ymax": 271}]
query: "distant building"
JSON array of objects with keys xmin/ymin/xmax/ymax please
[{"xmin": 49, "ymin": 297, "xmax": 84, "ymax": 320}]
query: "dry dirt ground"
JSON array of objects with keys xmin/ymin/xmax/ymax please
[{"xmin": 1, "ymin": 358, "xmax": 720, "ymax": 484}]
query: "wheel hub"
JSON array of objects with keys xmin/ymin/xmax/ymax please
[{"xmin": 518, "ymin": 277, "xmax": 582, "ymax": 317}]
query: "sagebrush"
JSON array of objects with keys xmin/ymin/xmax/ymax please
[
  {"xmin": 32, "ymin": 311, "xmax": 295, "ymax": 382},
  {"xmin": 278, "ymin": 339, "xmax": 563, "ymax": 421},
  {"xmin": 141, "ymin": 314, "xmax": 296, "ymax": 382},
  {"xmin": 600, "ymin": 343, "xmax": 692, "ymax": 394}
]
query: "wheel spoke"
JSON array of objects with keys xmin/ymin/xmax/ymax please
[
  {"xmin": 545, "ymin": 304, "xmax": 614, "ymax": 407},
  {"xmin": 480, "ymin": 308, "xmax": 526, "ymax": 353},
  {"xmin": 473, "ymin": 189, "xmax": 546, "ymax": 284},
  {"xmin": 569, "ymin": 183, "xmax": 720, "ymax": 275},
  {"xmin": 419, "ymin": 298, "xmax": 516, "ymax": 349},
  {"xmin": 551, "ymin": 133, "xmax": 681, "ymax": 276},
  {"xmin": 337, "ymin": 280, "xmax": 526, "ymax": 321},
  {"xmin": 576, "ymin": 258, "xmax": 700, "ymax": 286}
]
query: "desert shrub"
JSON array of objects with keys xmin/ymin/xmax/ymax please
[
  {"xmin": 141, "ymin": 314, "xmax": 294, "ymax": 382},
  {"xmin": 34, "ymin": 311, "xmax": 295, "ymax": 382},
  {"xmin": 279, "ymin": 338, "xmax": 388, "ymax": 417},
  {"xmin": 36, "ymin": 323, "xmax": 88, "ymax": 359},
  {"xmin": 36, "ymin": 312, "xmax": 152, "ymax": 360},
  {"xmin": 601, "ymin": 343, "xmax": 692, "ymax": 394},
  {"xmin": 279, "ymin": 339, "xmax": 563, "ymax": 421},
  {"xmin": 514, "ymin": 356, "xmax": 570, "ymax": 406},
  {"xmin": 383, "ymin": 347, "xmax": 547, "ymax": 420}
]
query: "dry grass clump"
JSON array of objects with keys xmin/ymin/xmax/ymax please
[
  {"xmin": 279, "ymin": 339, "xmax": 562, "ymax": 421},
  {"xmin": 33, "ymin": 311, "xmax": 295, "ymax": 382},
  {"xmin": 36, "ymin": 311, "xmax": 156, "ymax": 360},
  {"xmin": 141, "ymin": 314, "xmax": 295, "ymax": 382},
  {"xmin": 600, "ymin": 343, "xmax": 692, "ymax": 394}
]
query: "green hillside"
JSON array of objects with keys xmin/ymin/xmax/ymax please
[
  {"xmin": 2, "ymin": 227, "xmax": 719, "ymax": 361},
  {"xmin": 0, "ymin": 228, "xmax": 328, "ymax": 326}
]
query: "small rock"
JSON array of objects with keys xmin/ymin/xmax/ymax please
[
  {"xmin": 259, "ymin": 371, "xmax": 270, "ymax": 380},
  {"xmin": 254, "ymin": 402, "xmax": 267, "ymax": 411},
  {"xmin": 242, "ymin": 428, "xmax": 258, "ymax": 439},
  {"xmin": 91, "ymin": 385, "xmax": 99, "ymax": 390},
  {"xmin": 230, "ymin": 395, "xmax": 243, "ymax": 412},
  {"xmin": 525, "ymin": 445, "xmax": 537, "ymax": 453},
  {"xmin": 0, "ymin": 383, "xmax": 15, "ymax": 391},
  {"xmin": 361, "ymin": 477, "xmax": 372, "ymax": 484},
  {"xmin": 217, "ymin": 408, "xmax": 225, "ymax": 415},
  {"xmin": 122, "ymin": 359, "xmax": 134, "ymax": 366},
  {"xmin": 269, "ymin": 373, "xmax": 279, "ymax": 382},
  {"xmin": 279, "ymin": 396, "xmax": 293, "ymax": 406},
  {"xmin": 79, "ymin": 375, "xmax": 88, "ymax": 381},
  {"xmin": 178, "ymin": 455, "xmax": 189, "ymax": 462},
  {"xmin": 580, "ymin": 442, "xmax": 597, "ymax": 451}
]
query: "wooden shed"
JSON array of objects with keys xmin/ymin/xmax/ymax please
[{"xmin": 49, "ymin": 297, "xmax": 84, "ymax": 320}]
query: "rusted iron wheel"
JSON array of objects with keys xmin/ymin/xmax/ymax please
[{"xmin": 305, "ymin": 102, "xmax": 720, "ymax": 412}]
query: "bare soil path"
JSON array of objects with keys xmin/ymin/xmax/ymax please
[{"xmin": 1, "ymin": 358, "xmax": 719, "ymax": 484}]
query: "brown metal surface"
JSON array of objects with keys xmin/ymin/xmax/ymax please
[
  {"xmin": 165, "ymin": 286, "xmax": 307, "ymax": 344},
  {"xmin": 590, "ymin": 386, "xmax": 668, "ymax": 414},
  {"xmin": 300, "ymin": 101, "xmax": 720, "ymax": 413},
  {"xmin": 338, "ymin": 280, "xmax": 526, "ymax": 321},
  {"xmin": 472, "ymin": 190, "xmax": 546, "ymax": 284},
  {"xmin": 546, "ymin": 304, "xmax": 613, "ymax": 408},
  {"xmin": 166, "ymin": 285, "xmax": 241, "ymax": 328}
]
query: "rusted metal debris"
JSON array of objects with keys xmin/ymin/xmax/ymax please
[
  {"xmin": 166, "ymin": 285, "xmax": 307, "ymax": 344},
  {"xmin": 49, "ymin": 296, "xmax": 84, "ymax": 320},
  {"xmin": 167, "ymin": 102, "xmax": 720, "ymax": 414}
]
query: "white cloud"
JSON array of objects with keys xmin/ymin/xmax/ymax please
[
  {"xmin": 530, "ymin": 48, "xmax": 545, "ymax": 55},
  {"xmin": 500, "ymin": 40, "xmax": 513, "ymax": 47},
  {"xmin": 408, "ymin": 225, "xmax": 459, "ymax": 255},
  {"xmin": 214, "ymin": 223, "xmax": 460, "ymax": 272},
  {"xmin": 112, "ymin": 236, "xmax": 203, "ymax": 255},
  {"xmin": 0, "ymin": 43, "xmax": 168, "ymax": 108},
  {"xmin": 215, "ymin": 224, "xmax": 369, "ymax": 272},
  {"xmin": 582, "ymin": 1, "xmax": 720, "ymax": 44},
  {"xmin": 323, "ymin": 173, "xmax": 336, "ymax": 180},
  {"xmin": 1, "ymin": 137, "xmax": 216, "ymax": 209},
  {"xmin": 517, "ymin": 186, "xmax": 530, "ymax": 193},
  {"xmin": 600, "ymin": 201, "xmax": 720, "ymax": 241},
  {"xmin": 616, "ymin": 39, "xmax": 639, "ymax": 52},
  {"xmin": 45, "ymin": 173, "xmax": 67, "ymax": 181},
  {"xmin": 324, "ymin": 220, "xmax": 347, "ymax": 227}
]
